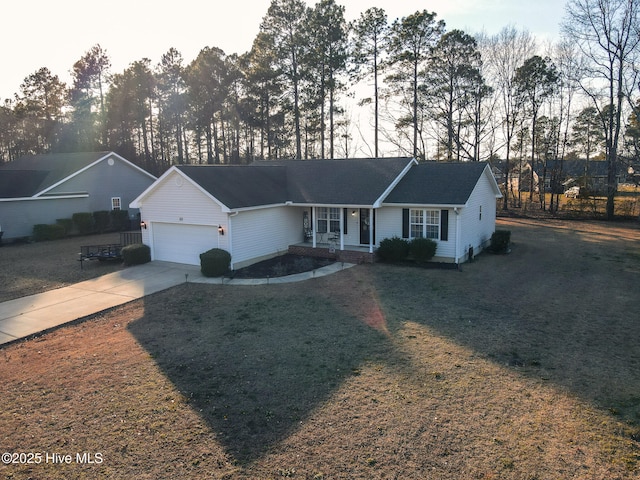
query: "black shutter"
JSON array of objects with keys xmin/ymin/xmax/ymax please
[
  {"xmin": 402, "ymin": 209, "xmax": 409, "ymax": 238},
  {"xmin": 440, "ymin": 210, "xmax": 449, "ymax": 241},
  {"xmin": 373, "ymin": 209, "xmax": 376, "ymax": 244},
  {"xmin": 343, "ymin": 208, "xmax": 348, "ymax": 235}
]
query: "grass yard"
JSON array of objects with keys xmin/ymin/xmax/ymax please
[
  {"xmin": 1, "ymin": 218, "xmax": 640, "ymax": 479},
  {"xmin": 0, "ymin": 232, "xmax": 125, "ymax": 302}
]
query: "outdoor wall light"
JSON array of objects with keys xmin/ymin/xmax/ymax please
[
  {"xmin": 351, "ymin": 210, "xmax": 357, "ymax": 216},
  {"xmin": 218, "ymin": 225, "xmax": 225, "ymax": 235},
  {"xmin": 140, "ymin": 221, "xmax": 147, "ymax": 229}
]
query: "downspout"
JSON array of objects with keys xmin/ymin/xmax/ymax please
[{"xmin": 454, "ymin": 207, "xmax": 461, "ymax": 265}]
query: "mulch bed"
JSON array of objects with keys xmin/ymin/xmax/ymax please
[{"xmin": 230, "ymin": 253, "xmax": 335, "ymax": 278}]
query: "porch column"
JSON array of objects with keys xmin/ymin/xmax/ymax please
[
  {"xmin": 369, "ymin": 208, "xmax": 374, "ymax": 253},
  {"xmin": 312, "ymin": 206, "xmax": 317, "ymax": 248},
  {"xmin": 339, "ymin": 207, "xmax": 345, "ymax": 250}
]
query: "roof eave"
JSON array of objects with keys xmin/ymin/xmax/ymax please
[
  {"xmin": 227, "ymin": 202, "xmax": 290, "ymax": 212},
  {"xmin": 37, "ymin": 152, "xmax": 156, "ymax": 197},
  {"xmin": 374, "ymin": 157, "xmax": 419, "ymax": 207},
  {"xmin": 483, "ymin": 164, "xmax": 503, "ymax": 198},
  {"xmin": 0, "ymin": 193, "xmax": 89, "ymax": 202},
  {"xmin": 382, "ymin": 202, "xmax": 467, "ymax": 209}
]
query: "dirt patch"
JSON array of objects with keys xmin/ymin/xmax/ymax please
[{"xmin": 1, "ymin": 218, "xmax": 640, "ymax": 479}]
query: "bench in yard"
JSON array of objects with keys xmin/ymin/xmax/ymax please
[
  {"xmin": 78, "ymin": 244, "xmax": 123, "ymax": 269},
  {"xmin": 78, "ymin": 231, "xmax": 142, "ymax": 269}
]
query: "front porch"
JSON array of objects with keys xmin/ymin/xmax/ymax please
[
  {"xmin": 294, "ymin": 206, "xmax": 377, "ymax": 264},
  {"xmin": 289, "ymin": 242, "xmax": 376, "ymax": 264}
]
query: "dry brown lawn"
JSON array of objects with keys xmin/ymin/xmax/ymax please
[
  {"xmin": 0, "ymin": 233, "xmax": 125, "ymax": 302},
  {"xmin": 1, "ymin": 218, "xmax": 640, "ymax": 479}
]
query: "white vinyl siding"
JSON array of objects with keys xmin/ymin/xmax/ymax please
[
  {"xmin": 137, "ymin": 171, "xmax": 229, "ymax": 258},
  {"xmin": 230, "ymin": 207, "xmax": 301, "ymax": 268},
  {"xmin": 376, "ymin": 206, "xmax": 457, "ymax": 262},
  {"xmin": 342, "ymin": 209, "xmax": 360, "ymax": 246},
  {"xmin": 139, "ymin": 171, "xmax": 226, "ymax": 226},
  {"xmin": 459, "ymin": 169, "xmax": 498, "ymax": 256}
]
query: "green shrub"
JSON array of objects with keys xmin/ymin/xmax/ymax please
[
  {"xmin": 72, "ymin": 212, "xmax": 94, "ymax": 235},
  {"xmin": 377, "ymin": 236, "xmax": 410, "ymax": 262},
  {"xmin": 33, "ymin": 223, "xmax": 66, "ymax": 241},
  {"xmin": 121, "ymin": 243, "xmax": 151, "ymax": 266},
  {"xmin": 93, "ymin": 210, "xmax": 111, "ymax": 233},
  {"xmin": 409, "ymin": 237, "xmax": 437, "ymax": 263},
  {"xmin": 490, "ymin": 229, "xmax": 511, "ymax": 253},
  {"xmin": 110, "ymin": 209, "xmax": 129, "ymax": 231},
  {"xmin": 56, "ymin": 218, "xmax": 73, "ymax": 235},
  {"xmin": 200, "ymin": 248, "xmax": 231, "ymax": 277}
]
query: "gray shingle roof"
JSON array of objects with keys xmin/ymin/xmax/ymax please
[
  {"xmin": 176, "ymin": 165, "xmax": 288, "ymax": 209},
  {"xmin": 384, "ymin": 161, "xmax": 491, "ymax": 205},
  {"xmin": 172, "ymin": 159, "xmax": 495, "ymax": 209},
  {"xmin": 0, "ymin": 151, "xmax": 113, "ymax": 198},
  {"xmin": 281, "ymin": 158, "xmax": 413, "ymax": 205},
  {"xmin": 178, "ymin": 158, "xmax": 415, "ymax": 209}
]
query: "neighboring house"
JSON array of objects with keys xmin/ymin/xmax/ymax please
[
  {"xmin": 130, "ymin": 158, "xmax": 502, "ymax": 269},
  {"xmin": 0, "ymin": 151, "xmax": 156, "ymax": 240},
  {"xmin": 490, "ymin": 159, "xmax": 524, "ymax": 193},
  {"xmin": 531, "ymin": 159, "xmax": 620, "ymax": 194}
]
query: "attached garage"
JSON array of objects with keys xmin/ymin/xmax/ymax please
[{"xmin": 151, "ymin": 222, "xmax": 220, "ymax": 265}]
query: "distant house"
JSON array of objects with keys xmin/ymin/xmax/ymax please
[
  {"xmin": 532, "ymin": 159, "xmax": 620, "ymax": 194},
  {"xmin": 0, "ymin": 151, "xmax": 156, "ymax": 240},
  {"xmin": 131, "ymin": 158, "xmax": 502, "ymax": 269}
]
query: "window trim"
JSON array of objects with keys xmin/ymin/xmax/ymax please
[
  {"xmin": 408, "ymin": 208, "xmax": 440, "ymax": 240},
  {"xmin": 111, "ymin": 197, "xmax": 122, "ymax": 210},
  {"xmin": 317, "ymin": 207, "xmax": 340, "ymax": 234}
]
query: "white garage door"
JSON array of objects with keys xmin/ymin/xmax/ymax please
[{"xmin": 152, "ymin": 222, "xmax": 219, "ymax": 265}]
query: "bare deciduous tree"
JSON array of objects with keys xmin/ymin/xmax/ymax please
[{"xmin": 562, "ymin": 0, "xmax": 640, "ymax": 219}]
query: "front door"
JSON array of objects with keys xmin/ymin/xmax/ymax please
[{"xmin": 360, "ymin": 209, "xmax": 374, "ymax": 245}]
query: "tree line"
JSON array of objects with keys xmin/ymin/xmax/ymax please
[{"xmin": 0, "ymin": 0, "xmax": 638, "ymax": 218}]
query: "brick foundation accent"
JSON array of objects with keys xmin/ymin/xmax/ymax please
[{"xmin": 288, "ymin": 245, "xmax": 375, "ymax": 264}]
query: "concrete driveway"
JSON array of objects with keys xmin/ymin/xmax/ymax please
[
  {"xmin": 0, "ymin": 262, "xmax": 199, "ymax": 346},
  {"xmin": 0, "ymin": 260, "xmax": 353, "ymax": 346}
]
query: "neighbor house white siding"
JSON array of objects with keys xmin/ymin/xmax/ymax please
[{"xmin": 230, "ymin": 206, "xmax": 301, "ymax": 269}]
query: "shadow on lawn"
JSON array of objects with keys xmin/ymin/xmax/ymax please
[
  {"xmin": 127, "ymin": 282, "xmax": 395, "ymax": 464},
  {"xmin": 370, "ymin": 218, "xmax": 640, "ymax": 429},
  {"xmin": 127, "ymin": 219, "xmax": 640, "ymax": 465}
]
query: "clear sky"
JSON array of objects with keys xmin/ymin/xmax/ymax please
[{"xmin": 0, "ymin": 0, "xmax": 567, "ymax": 101}]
